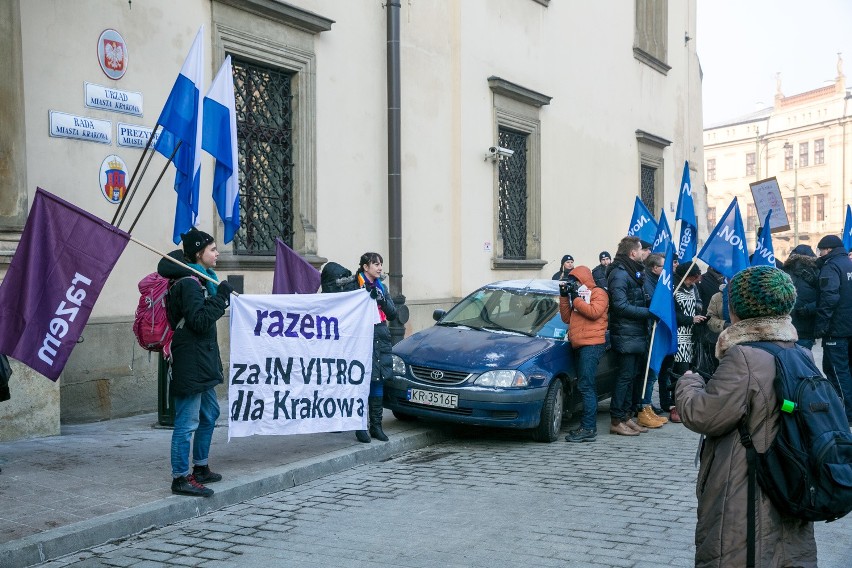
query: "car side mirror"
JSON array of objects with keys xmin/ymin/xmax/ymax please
[{"xmin": 432, "ymin": 309, "xmax": 446, "ymax": 322}]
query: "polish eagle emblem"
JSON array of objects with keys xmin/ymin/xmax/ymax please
[{"xmin": 103, "ymin": 40, "xmax": 125, "ymax": 71}]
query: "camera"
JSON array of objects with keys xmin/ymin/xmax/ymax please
[
  {"xmin": 486, "ymin": 146, "xmax": 515, "ymax": 161},
  {"xmin": 559, "ymin": 279, "xmax": 581, "ymax": 297}
]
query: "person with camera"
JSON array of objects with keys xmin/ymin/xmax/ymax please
[
  {"xmin": 355, "ymin": 252, "xmax": 398, "ymax": 443},
  {"xmin": 157, "ymin": 228, "xmax": 233, "ymax": 497},
  {"xmin": 606, "ymin": 236, "xmax": 652, "ymax": 436},
  {"xmin": 559, "ymin": 266, "xmax": 609, "ymax": 442}
]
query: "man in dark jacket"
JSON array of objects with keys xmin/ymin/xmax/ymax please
[
  {"xmin": 783, "ymin": 244, "xmax": 819, "ymax": 350},
  {"xmin": 592, "ymin": 251, "xmax": 611, "ymax": 290},
  {"xmin": 696, "ymin": 266, "xmax": 724, "ymax": 317},
  {"xmin": 814, "ymin": 235, "xmax": 852, "ymax": 423},
  {"xmin": 158, "ymin": 228, "xmax": 233, "ymax": 497},
  {"xmin": 606, "ymin": 236, "xmax": 652, "ymax": 436}
]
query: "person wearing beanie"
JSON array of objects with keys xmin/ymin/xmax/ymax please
[
  {"xmin": 552, "ymin": 254, "xmax": 575, "ymax": 281},
  {"xmin": 814, "ymin": 234, "xmax": 852, "ymax": 423},
  {"xmin": 157, "ymin": 227, "xmax": 233, "ymax": 497},
  {"xmin": 592, "ymin": 251, "xmax": 611, "ymax": 290},
  {"xmin": 675, "ymin": 266, "xmax": 817, "ymax": 567},
  {"xmin": 783, "ymin": 246, "xmax": 820, "ymax": 350},
  {"xmin": 606, "ymin": 236, "xmax": 652, "ymax": 436}
]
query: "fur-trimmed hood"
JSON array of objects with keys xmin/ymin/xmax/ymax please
[
  {"xmin": 715, "ymin": 315, "xmax": 797, "ymax": 359},
  {"xmin": 783, "ymin": 253, "xmax": 819, "ymax": 284}
]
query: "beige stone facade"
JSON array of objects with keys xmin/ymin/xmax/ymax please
[
  {"xmin": 703, "ymin": 58, "xmax": 852, "ymax": 262},
  {"xmin": 0, "ymin": 0, "xmax": 701, "ymax": 439}
]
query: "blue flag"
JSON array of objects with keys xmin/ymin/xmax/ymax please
[
  {"xmin": 155, "ymin": 27, "xmax": 204, "ymax": 244},
  {"xmin": 627, "ymin": 196, "xmax": 658, "ymax": 244},
  {"xmin": 843, "ymin": 205, "xmax": 852, "ymax": 251},
  {"xmin": 698, "ymin": 197, "xmax": 749, "ymax": 280},
  {"xmin": 648, "ymin": 246, "xmax": 677, "ymax": 373},
  {"xmin": 675, "ymin": 161, "xmax": 697, "ymax": 262},
  {"xmin": 652, "ymin": 209, "xmax": 673, "ymax": 255},
  {"xmin": 751, "ymin": 209, "xmax": 776, "ymax": 267},
  {"xmin": 202, "ymin": 55, "xmax": 240, "ymax": 244}
]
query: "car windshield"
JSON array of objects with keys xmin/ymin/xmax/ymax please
[{"xmin": 439, "ymin": 287, "xmax": 567, "ymax": 339}]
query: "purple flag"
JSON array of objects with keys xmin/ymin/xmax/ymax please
[
  {"xmin": 0, "ymin": 188, "xmax": 129, "ymax": 381},
  {"xmin": 272, "ymin": 238, "xmax": 321, "ymax": 294}
]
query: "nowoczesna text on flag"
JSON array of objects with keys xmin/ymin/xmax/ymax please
[
  {"xmin": 155, "ymin": 26, "xmax": 204, "ymax": 244},
  {"xmin": 698, "ymin": 197, "xmax": 749, "ymax": 280},
  {"xmin": 652, "ymin": 209, "xmax": 673, "ymax": 255},
  {"xmin": 648, "ymin": 246, "xmax": 677, "ymax": 373},
  {"xmin": 202, "ymin": 55, "xmax": 240, "ymax": 245},
  {"xmin": 0, "ymin": 188, "xmax": 129, "ymax": 381},
  {"xmin": 228, "ymin": 290, "xmax": 380, "ymax": 439},
  {"xmin": 675, "ymin": 161, "xmax": 697, "ymax": 262},
  {"xmin": 751, "ymin": 209, "xmax": 776, "ymax": 267},
  {"xmin": 627, "ymin": 196, "xmax": 658, "ymax": 244}
]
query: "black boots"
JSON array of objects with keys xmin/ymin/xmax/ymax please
[
  {"xmin": 368, "ymin": 396, "xmax": 388, "ymax": 441},
  {"xmin": 355, "ymin": 429, "xmax": 371, "ymax": 443}
]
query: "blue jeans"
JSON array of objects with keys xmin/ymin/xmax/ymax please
[
  {"xmin": 611, "ymin": 353, "xmax": 640, "ymax": 422},
  {"xmin": 171, "ymin": 388, "xmax": 220, "ymax": 478},
  {"xmin": 822, "ymin": 337, "xmax": 852, "ymax": 421},
  {"xmin": 574, "ymin": 344, "xmax": 605, "ymax": 431}
]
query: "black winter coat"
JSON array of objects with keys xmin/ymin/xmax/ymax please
[
  {"xmin": 784, "ymin": 253, "xmax": 819, "ymax": 340},
  {"xmin": 158, "ymin": 250, "xmax": 227, "ymax": 396},
  {"xmin": 592, "ymin": 264, "xmax": 609, "ymax": 290},
  {"xmin": 607, "ymin": 258, "xmax": 651, "ymax": 353},
  {"xmin": 815, "ymin": 247, "xmax": 852, "ymax": 338},
  {"xmin": 696, "ymin": 269, "xmax": 724, "ymax": 316},
  {"xmin": 359, "ymin": 276, "xmax": 398, "ymax": 383}
]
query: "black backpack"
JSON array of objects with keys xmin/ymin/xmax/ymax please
[
  {"xmin": 320, "ymin": 262, "xmax": 359, "ymax": 293},
  {"xmin": 737, "ymin": 342, "xmax": 852, "ymax": 565}
]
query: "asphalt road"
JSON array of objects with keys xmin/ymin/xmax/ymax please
[{"xmin": 33, "ymin": 407, "xmax": 852, "ymax": 568}]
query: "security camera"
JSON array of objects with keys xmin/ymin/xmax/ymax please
[{"xmin": 486, "ymin": 146, "xmax": 515, "ymax": 161}]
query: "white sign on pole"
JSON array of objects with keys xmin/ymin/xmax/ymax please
[{"xmin": 228, "ymin": 290, "xmax": 379, "ymax": 439}]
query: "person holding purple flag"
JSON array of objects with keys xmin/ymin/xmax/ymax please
[{"xmin": 158, "ymin": 228, "xmax": 233, "ymax": 497}]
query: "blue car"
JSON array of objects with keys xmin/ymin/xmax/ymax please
[{"xmin": 385, "ymin": 279, "xmax": 617, "ymax": 442}]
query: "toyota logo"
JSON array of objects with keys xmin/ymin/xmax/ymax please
[{"xmin": 430, "ymin": 370, "xmax": 444, "ymax": 380}]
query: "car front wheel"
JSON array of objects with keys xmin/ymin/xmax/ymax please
[
  {"xmin": 531, "ymin": 379, "xmax": 563, "ymax": 442},
  {"xmin": 392, "ymin": 409, "xmax": 418, "ymax": 422}
]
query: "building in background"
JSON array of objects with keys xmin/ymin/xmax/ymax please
[
  {"xmin": 703, "ymin": 55, "xmax": 852, "ymax": 261},
  {"xmin": 0, "ymin": 0, "xmax": 702, "ymax": 440}
]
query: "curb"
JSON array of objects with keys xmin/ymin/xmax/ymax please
[{"xmin": 3, "ymin": 427, "xmax": 450, "ymax": 567}]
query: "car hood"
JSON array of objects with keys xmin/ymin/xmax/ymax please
[{"xmin": 393, "ymin": 325, "xmax": 553, "ymax": 372}]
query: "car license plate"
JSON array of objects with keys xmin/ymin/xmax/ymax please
[{"xmin": 407, "ymin": 388, "xmax": 458, "ymax": 409}]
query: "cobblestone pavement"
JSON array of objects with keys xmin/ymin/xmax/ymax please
[{"xmin": 32, "ymin": 408, "xmax": 852, "ymax": 568}]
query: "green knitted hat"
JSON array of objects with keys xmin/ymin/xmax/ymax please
[{"xmin": 728, "ymin": 266, "xmax": 796, "ymax": 320}]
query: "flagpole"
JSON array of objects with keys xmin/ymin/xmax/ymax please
[
  {"xmin": 111, "ymin": 124, "xmax": 160, "ymax": 226},
  {"xmin": 128, "ymin": 235, "xmax": 238, "ymax": 296},
  {"xmin": 641, "ymin": 321, "xmax": 659, "ymax": 402},
  {"xmin": 672, "ymin": 259, "xmax": 697, "ymax": 295},
  {"xmin": 127, "ymin": 141, "xmax": 182, "ymax": 234}
]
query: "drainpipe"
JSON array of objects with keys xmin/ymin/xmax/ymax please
[{"xmin": 386, "ymin": 0, "xmax": 408, "ymax": 343}]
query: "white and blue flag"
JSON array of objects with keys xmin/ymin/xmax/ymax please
[
  {"xmin": 652, "ymin": 209, "xmax": 673, "ymax": 255},
  {"xmin": 675, "ymin": 161, "xmax": 697, "ymax": 262},
  {"xmin": 843, "ymin": 205, "xmax": 852, "ymax": 251},
  {"xmin": 698, "ymin": 197, "xmax": 749, "ymax": 280},
  {"xmin": 203, "ymin": 55, "xmax": 240, "ymax": 244},
  {"xmin": 648, "ymin": 246, "xmax": 677, "ymax": 373},
  {"xmin": 627, "ymin": 196, "xmax": 658, "ymax": 244},
  {"xmin": 155, "ymin": 26, "xmax": 204, "ymax": 244},
  {"xmin": 751, "ymin": 209, "xmax": 776, "ymax": 267}
]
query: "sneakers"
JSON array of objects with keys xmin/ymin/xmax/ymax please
[
  {"xmin": 171, "ymin": 474, "xmax": 213, "ymax": 497},
  {"xmin": 565, "ymin": 428, "xmax": 597, "ymax": 443},
  {"xmin": 637, "ymin": 406, "xmax": 666, "ymax": 428},
  {"xmin": 669, "ymin": 406, "xmax": 682, "ymax": 423},
  {"xmin": 609, "ymin": 421, "xmax": 639, "ymax": 436},
  {"xmin": 192, "ymin": 464, "xmax": 222, "ymax": 484}
]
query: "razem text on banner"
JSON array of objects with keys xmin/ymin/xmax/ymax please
[{"xmin": 228, "ymin": 290, "xmax": 380, "ymax": 438}]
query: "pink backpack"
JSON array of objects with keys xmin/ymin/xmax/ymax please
[{"xmin": 132, "ymin": 273, "xmax": 175, "ymax": 360}]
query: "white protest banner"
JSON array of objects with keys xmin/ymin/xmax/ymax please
[{"xmin": 228, "ymin": 290, "xmax": 380, "ymax": 439}]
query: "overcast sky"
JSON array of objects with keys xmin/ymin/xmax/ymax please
[{"xmin": 697, "ymin": 0, "xmax": 852, "ymax": 126}]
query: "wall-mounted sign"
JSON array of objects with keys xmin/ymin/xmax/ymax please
[
  {"xmin": 100, "ymin": 155, "xmax": 129, "ymax": 204},
  {"xmin": 117, "ymin": 123, "xmax": 161, "ymax": 149},
  {"xmin": 85, "ymin": 83, "xmax": 142, "ymax": 116},
  {"xmin": 97, "ymin": 29, "xmax": 127, "ymax": 80},
  {"xmin": 49, "ymin": 111, "xmax": 111, "ymax": 144}
]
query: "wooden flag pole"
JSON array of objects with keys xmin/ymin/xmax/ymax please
[
  {"xmin": 128, "ymin": 235, "xmax": 239, "ymax": 297},
  {"xmin": 641, "ymin": 321, "xmax": 659, "ymax": 402},
  {"xmin": 128, "ymin": 140, "xmax": 182, "ymax": 234},
  {"xmin": 111, "ymin": 124, "xmax": 160, "ymax": 226}
]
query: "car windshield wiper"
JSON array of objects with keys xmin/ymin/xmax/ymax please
[
  {"xmin": 481, "ymin": 324, "xmax": 535, "ymax": 337},
  {"xmin": 437, "ymin": 321, "xmax": 486, "ymax": 331}
]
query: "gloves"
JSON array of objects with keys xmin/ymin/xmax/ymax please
[
  {"xmin": 559, "ymin": 282, "xmax": 570, "ymax": 297},
  {"xmin": 568, "ymin": 288, "xmax": 580, "ymax": 302},
  {"xmin": 216, "ymin": 280, "xmax": 234, "ymax": 299}
]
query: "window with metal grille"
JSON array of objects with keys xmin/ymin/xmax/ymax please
[
  {"xmin": 497, "ymin": 128, "xmax": 528, "ymax": 259},
  {"xmin": 231, "ymin": 58, "xmax": 295, "ymax": 255},
  {"xmin": 799, "ymin": 142, "xmax": 808, "ymax": 167},
  {"xmin": 640, "ymin": 164, "xmax": 656, "ymax": 213},
  {"xmin": 746, "ymin": 152, "xmax": 755, "ymax": 176},
  {"xmin": 814, "ymin": 139, "xmax": 824, "ymax": 164}
]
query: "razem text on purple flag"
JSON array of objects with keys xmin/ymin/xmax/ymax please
[{"xmin": 0, "ymin": 188, "xmax": 129, "ymax": 381}]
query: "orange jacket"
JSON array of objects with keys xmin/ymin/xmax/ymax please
[{"xmin": 559, "ymin": 265, "xmax": 609, "ymax": 347}]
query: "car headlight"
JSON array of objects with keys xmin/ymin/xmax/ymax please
[
  {"xmin": 391, "ymin": 354, "xmax": 407, "ymax": 375},
  {"xmin": 474, "ymin": 370, "xmax": 528, "ymax": 388}
]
